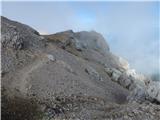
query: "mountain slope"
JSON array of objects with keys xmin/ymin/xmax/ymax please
[{"xmin": 1, "ymin": 16, "xmax": 160, "ymax": 120}]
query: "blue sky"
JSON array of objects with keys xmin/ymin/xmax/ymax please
[{"xmin": 1, "ymin": 1, "xmax": 159, "ymax": 75}]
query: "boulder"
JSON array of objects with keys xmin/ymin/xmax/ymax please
[
  {"xmin": 104, "ymin": 67, "xmax": 122, "ymax": 82},
  {"xmin": 111, "ymin": 68, "xmax": 122, "ymax": 82},
  {"xmin": 104, "ymin": 67, "xmax": 112, "ymax": 77},
  {"xmin": 118, "ymin": 74, "xmax": 132, "ymax": 88}
]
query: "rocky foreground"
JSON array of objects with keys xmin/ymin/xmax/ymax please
[{"xmin": 1, "ymin": 16, "xmax": 160, "ymax": 120}]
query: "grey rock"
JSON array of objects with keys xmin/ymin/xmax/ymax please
[
  {"xmin": 111, "ymin": 68, "xmax": 122, "ymax": 82},
  {"xmin": 105, "ymin": 67, "xmax": 134, "ymax": 89},
  {"xmin": 1, "ymin": 16, "xmax": 45, "ymax": 50},
  {"xmin": 104, "ymin": 67, "xmax": 113, "ymax": 77},
  {"xmin": 104, "ymin": 66, "xmax": 159, "ymax": 104},
  {"xmin": 147, "ymin": 82, "xmax": 160, "ymax": 103},
  {"xmin": 2, "ymin": 17, "xmax": 160, "ymax": 120},
  {"xmin": 85, "ymin": 66, "xmax": 102, "ymax": 81},
  {"xmin": 47, "ymin": 54, "xmax": 56, "ymax": 62},
  {"xmin": 45, "ymin": 30, "xmax": 110, "ymax": 54},
  {"xmin": 75, "ymin": 31, "xmax": 110, "ymax": 53},
  {"xmin": 105, "ymin": 67, "xmax": 122, "ymax": 82},
  {"xmin": 127, "ymin": 85, "xmax": 148, "ymax": 103},
  {"xmin": 128, "ymin": 81, "xmax": 160, "ymax": 104},
  {"xmin": 1, "ymin": 26, "xmax": 23, "ymax": 50},
  {"xmin": 71, "ymin": 38, "xmax": 84, "ymax": 51},
  {"xmin": 118, "ymin": 74, "xmax": 132, "ymax": 88}
]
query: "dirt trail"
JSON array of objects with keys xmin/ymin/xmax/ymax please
[{"xmin": 15, "ymin": 54, "xmax": 49, "ymax": 95}]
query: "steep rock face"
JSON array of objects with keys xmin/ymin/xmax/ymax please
[{"xmin": 1, "ymin": 17, "xmax": 160, "ymax": 120}]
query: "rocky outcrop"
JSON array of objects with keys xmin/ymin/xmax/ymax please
[
  {"xmin": 147, "ymin": 82, "xmax": 160, "ymax": 103},
  {"xmin": 1, "ymin": 16, "xmax": 45, "ymax": 50},
  {"xmin": 1, "ymin": 16, "xmax": 46, "ymax": 73},
  {"xmin": 1, "ymin": 25, "xmax": 23, "ymax": 50},
  {"xmin": 44, "ymin": 30, "xmax": 110, "ymax": 54},
  {"xmin": 75, "ymin": 31, "xmax": 110, "ymax": 53},
  {"xmin": 128, "ymin": 79, "xmax": 160, "ymax": 104},
  {"xmin": 104, "ymin": 65, "xmax": 160, "ymax": 103},
  {"xmin": 104, "ymin": 56, "xmax": 159, "ymax": 104},
  {"xmin": 118, "ymin": 73, "xmax": 133, "ymax": 89}
]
